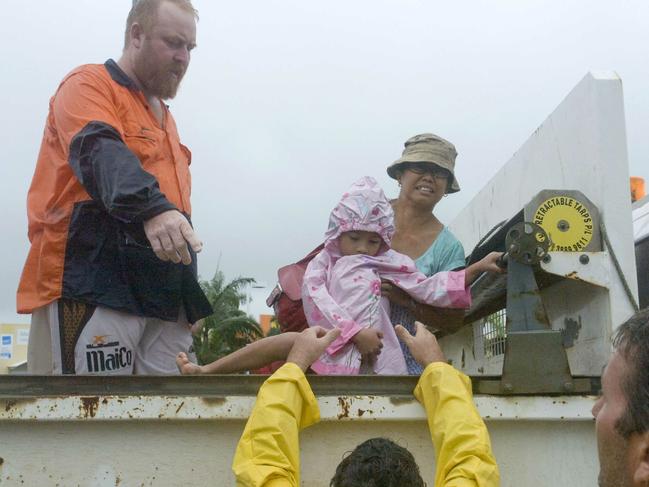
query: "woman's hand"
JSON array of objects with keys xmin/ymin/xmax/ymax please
[
  {"xmin": 479, "ymin": 251, "xmax": 506, "ymax": 274},
  {"xmin": 380, "ymin": 280, "xmax": 413, "ymax": 308},
  {"xmin": 465, "ymin": 251, "xmax": 506, "ymax": 285},
  {"xmin": 352, "ymin": 328, "xmax": 384, "ymax": 358}
]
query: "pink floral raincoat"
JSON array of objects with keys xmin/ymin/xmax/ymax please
[{"xmin": 302, "ymin": 176, "xmax": 471, "ymax": 375}]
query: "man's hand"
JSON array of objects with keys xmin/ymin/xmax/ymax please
[
  {"xmin": 286, "ymin": 327, "xmax": 341, "ymax": 372},
  {"xmin": 143, "ymin": 210, "xmax": 202, "ymax": 264},
  {"xmin": 352, "ymin": 328, "xmax": 384, "ymax": 358},
  {"xmin": 395, "ymin": 321, "xmax": 446, "ymax": 368}
]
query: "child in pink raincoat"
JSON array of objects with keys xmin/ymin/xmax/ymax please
[
  {"xmin": 303, "ymin": 176, "xmax": 501, "ymax": 375},
  {"xmin": 176, "ymin": 177, "xmax": 502, "ymax": 376}
]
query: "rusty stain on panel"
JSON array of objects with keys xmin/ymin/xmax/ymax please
[
  {"xmin": 337, "ymin": 397, "xmax": 350, "ymax": 419},
  {"xmin": 563, "ymin": 271, "xmax": 595, "ymax": 285},
  {"xmin": 2, "ymin": 398, "xmax": 37, "ymax": 416},
  {"xmin": 80, "ymin": 397, "xmax": 100, "ymax": 418}
]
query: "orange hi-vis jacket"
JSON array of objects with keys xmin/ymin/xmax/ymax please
[{"xmin": 17, "ymin": 60, "xmax": 211, "ymax": 322}]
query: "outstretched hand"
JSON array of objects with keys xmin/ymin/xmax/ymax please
[
  {"xmin": 143, "ymin": 210, "xmax": 202, "ymax": 265},
  {"xmin": 287, "ymin": 327, "xmax": 342, "ymax": 372},
  {"xmin": 395, "ymin": 321, "xmax": 446, "ymax": 368}
]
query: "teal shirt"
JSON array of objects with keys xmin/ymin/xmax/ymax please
[{"xmin": 415, "ymin": 227, "xmax": 466, "ymax": 275}]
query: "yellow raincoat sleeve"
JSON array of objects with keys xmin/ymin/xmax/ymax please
[
  {"xmin": 232, "ymin": 362, "xmax": 320, "ymax": 487},
  {"xmin": 414, "ymin": 362, "xmax": 500, "ymax": 487}
]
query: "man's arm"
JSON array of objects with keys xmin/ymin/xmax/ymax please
[
  {"xmin": 53, "ymin": 73, "xmax": 173, "ymax": 222},
  {"xmin": 231, "ymin": 362, "xmax": 318, "ymax": 487},
  {"xmin": 232, "ymin": 327, "xmax": 340, "ymax": 487},
  {"xmin": 415, "ymin": 364, "xmax": 499, "ymax": 487},
  {"xmin": 54, "ymin": 71, "xmax": 201, "ymax": 264},
  {"xmin": 396, "ymin": 323, "xmax": 500, "ymax": 486}
]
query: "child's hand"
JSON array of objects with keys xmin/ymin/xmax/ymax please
[
  {"xmin": 352, "ymin": 328, "xmax": 384, "ymax": 358},
  {"xmin": 395, "ymin": 321, "xmax": 446, "ymax": 367}
]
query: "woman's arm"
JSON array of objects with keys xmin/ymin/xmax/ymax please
[
  {"xmin": 413, "ymin": 305, "xmax": 465, "ymax": 335},
  {"xmin": 381, "ymin": 281, "xmax": 465, "ymax": 333}
]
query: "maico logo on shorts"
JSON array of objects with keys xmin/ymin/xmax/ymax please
[{"xmin": 85, "ymin": 337, "xmax": 133, "ymax": 373}]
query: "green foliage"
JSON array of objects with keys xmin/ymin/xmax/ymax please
[{"xmin": 193, "ymin": 269, "xmax": 263, "ymax": 365}]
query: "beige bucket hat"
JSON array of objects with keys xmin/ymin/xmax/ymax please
[{"xmin": 387, "ymin": 133, "xmax": 460, "ymax": 193}]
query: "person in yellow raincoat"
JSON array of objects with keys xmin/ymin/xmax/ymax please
[{"xmin": 232, "ymin": 321, "xmax": 499, "ymax": 486}]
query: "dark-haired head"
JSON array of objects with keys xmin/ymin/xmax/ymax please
[{"xmin": 330, "ymin": 437, "xmax": 425, "ymax": 487}]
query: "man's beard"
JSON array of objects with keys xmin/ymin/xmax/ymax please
[
  {"xmin": 145, "ymin": 63, "xmax": 185, "ymax": 100},
  {"xmin": 135, "ymin": 49, "xmax": 186, "ymax": 100}
]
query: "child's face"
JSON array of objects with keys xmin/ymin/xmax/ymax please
[{"xmin": 339, "ymin": 231, "xmax": 382, "ymax": 257}]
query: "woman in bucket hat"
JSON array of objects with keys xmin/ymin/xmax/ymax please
[{"xmin": 382, "ymin": 133, "xmax": 466, "ymax": 374}]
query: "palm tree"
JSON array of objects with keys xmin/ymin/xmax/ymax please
[{"xmin": 193, "ymin": 269, "xmax": 264, "ymax": 365}]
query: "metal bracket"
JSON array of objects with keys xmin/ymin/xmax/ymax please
[
  {"xmin": 497, "ymin": 236, "xmax": 590, "ymax": 394},
  {"xmin": 540, "ymin": 251, "xmax": 611, "ymax": 288}
]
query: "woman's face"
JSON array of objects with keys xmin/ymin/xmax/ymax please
[{"xmin": 397, "ymin": 164, "xmax": 449, "ymax": 209}]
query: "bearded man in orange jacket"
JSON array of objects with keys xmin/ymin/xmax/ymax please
[{"xmin": 17, "ymin": 0, "xmax": 211, "ymax": 375}]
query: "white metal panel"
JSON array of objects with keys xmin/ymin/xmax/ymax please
[
  {"xmin": 0, "ymin": 394, "xmax": 595, "ymax": 422},
  {"xmin": 0, "ymin": 394, "xmax": 598, "ymax": 487},
  {"xmin": 445, "ymin": 72, "xmax": 637, "ymax": 376}
]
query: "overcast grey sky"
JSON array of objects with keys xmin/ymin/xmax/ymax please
[{"xmin": 1, "ymin": 0, "xmax": 648, "ymax": 323}]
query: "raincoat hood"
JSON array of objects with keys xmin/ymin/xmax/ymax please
[{"xmin": 324, "ymin": 176, "xmax": 394, "ymax": 254}]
